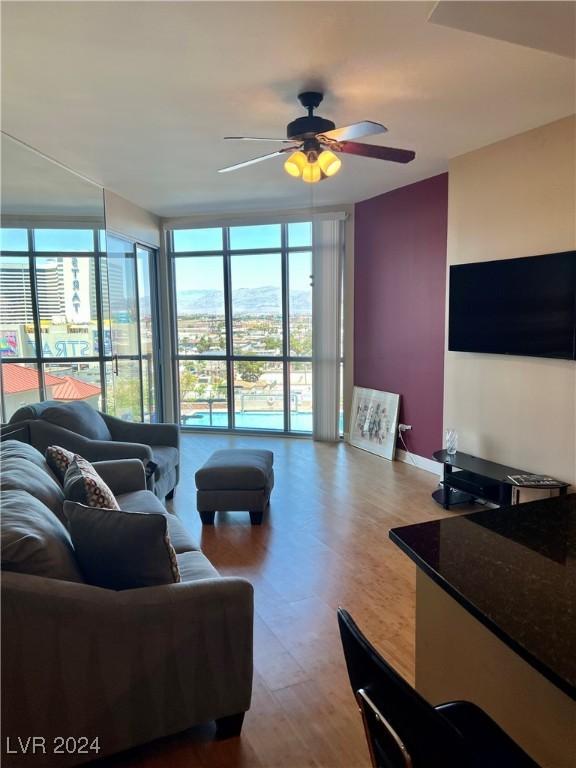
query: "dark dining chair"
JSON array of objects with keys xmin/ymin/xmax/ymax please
[{"xmin": 337, "ymin": 609, "xmax": 540, "ymax": 768}]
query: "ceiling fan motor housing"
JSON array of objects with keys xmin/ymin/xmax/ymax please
[{"xmin": 287, "ymin": 115, "xmax": 336, "ymax": 140}]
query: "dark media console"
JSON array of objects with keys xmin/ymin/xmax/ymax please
[{"xmin": 432, "ymin": 449, "xmax": 569, "ymax": 509}]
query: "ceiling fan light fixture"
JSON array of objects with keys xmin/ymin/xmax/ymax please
[
  {"xmin": 302, "ymin": 161, "xmax": 322, "ymax": 184},
  {"xmin": 318, "ymin": 149, "xmax": 341, "ymax": 177},
  {"xmin": 284, "ymin": 150, "xmax": 307, "ymax": 178}
]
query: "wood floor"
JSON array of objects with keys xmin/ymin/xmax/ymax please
[{"xmin": 99, "ymin": 433, "xmax": 457, "ymax": 768}]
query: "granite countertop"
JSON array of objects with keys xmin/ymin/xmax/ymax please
[{"xmin": 390, "ymin": 494, "xmax": 576, "ymax": 700}]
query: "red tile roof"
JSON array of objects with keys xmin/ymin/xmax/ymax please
[
  {"xmin": 51, "ymin": 376, "xmax": 101, "ymax": 401},
  {"xmin": 1, "ymin": 363, "xmax": 60, "ymax": 394},
  {"xmin": 1, "ymin": 363, "xmax": 101, "ymax": 401}
]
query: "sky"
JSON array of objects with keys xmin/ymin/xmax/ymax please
[
  {"xmin": 173, "ymin": 222, "xmax": 312, "ymax": 292},
  {"xmin": 172, "ymin": 222, "xmax": 311, "ymax": 252},
  {"xmin": 0, "ymin": 227, "xmax": 96, "ymax": 251},
  {"xmin": 0, "ymin": 222, "xmax": 313, "ymax": 292}
]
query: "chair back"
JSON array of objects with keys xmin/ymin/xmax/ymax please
[
  {"xmin": 338, "ymin": 609, "xmax": 470, "ymax": 768},
  {"xmin": 8, "ymin": 399, "xmax": 61, "ymax": 424}
]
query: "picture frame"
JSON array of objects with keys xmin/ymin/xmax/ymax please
[{"xmin": 348, "ymin": 386, "xmax": 400, "ymax": 461}]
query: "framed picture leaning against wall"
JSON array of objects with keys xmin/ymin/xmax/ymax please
[{"xmin": 348, "ymin": 386, "xmax": 400, "ymax": 461}]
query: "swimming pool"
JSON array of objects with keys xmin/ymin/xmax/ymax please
[{"xmin": 183, "ymin": 410, "xmax": 313, "ymax": 432}]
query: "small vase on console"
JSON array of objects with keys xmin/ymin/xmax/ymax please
[{"xmin": 445, "ymin": 429, "xmax": 458, "ymax": 456}]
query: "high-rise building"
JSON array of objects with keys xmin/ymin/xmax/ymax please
[
  {"xmin": 0, "ymin": 257, "xmax": 67, "ymax": 325},
  {"xmin": 61, "ymin": 256, "xmax": 95, "ymax": 323},
  {"xmin": 0, "ymin": 258, "xmax": 35, "ymax": 325},
  {"xmin": 0, "ymin": 256, "xmax": 97, "ymax": 326},
  {"xmin": 36, "ymin": 258, "xmax": 66, "ymax": 320}
]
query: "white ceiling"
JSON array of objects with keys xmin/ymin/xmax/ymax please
[
  {"xmin": 1, "ymin": 1, "xmax": 574, "ymax": 218},
  {"xmin": 1, "ymin": 134, "xmax": 105, "ymax": 218},
  {"xmin": 429, "ymin": 1, "xmax": 576, "ymax": 59}
]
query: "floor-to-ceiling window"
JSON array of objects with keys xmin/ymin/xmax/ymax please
[
  {"xmin": 103, "ymin": 235, "xmax": 160, "ymax": 423},
  {"xmin": 136, "ymin": 245, "xmax": 159, "ymax": 423},
  {"xmin": 0, "ymin": 227, "xmax": 160, "ymax": 423},
  {"xmin": 170, "ymin": 222, "xmax": 314, "ymax": 433}
]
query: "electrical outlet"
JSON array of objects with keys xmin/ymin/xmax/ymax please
[{"xmin": 398, "ymin": 424, "xmax": 412, "ymax": 432}]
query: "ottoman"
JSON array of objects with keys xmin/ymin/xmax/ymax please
[{"xmin": 195, "ymin": 449, "xmax": 274, "ymax": 525}]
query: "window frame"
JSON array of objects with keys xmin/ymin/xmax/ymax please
[
  {"xmin": 169, "ymin": 222, "xmax": 314, "ymax": 435},
  {"xmin": 0, "ymin": 228, "xmax": 162, "ymax": 423}
]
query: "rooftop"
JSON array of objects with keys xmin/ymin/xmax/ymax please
[{"xmin": 1, "ymin": 363, "xmax": 101, "ymax": 401}]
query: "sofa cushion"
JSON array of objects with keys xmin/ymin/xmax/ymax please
[
  {"xmin": 195, "ymin": 449, "xmax": 274, "ymax": 491},
  {"xmin": 177, "ymin": 550, "xmax": 219, "ymax": 582},
  {"xmin": 115, "ymin": 490, "xmax": 199, "ymax": 553},
  {"xmin": 1, "ymin": 439, "xmax": 59, "ymax": 481},
  {"xmin": 1, "ymin": 490, "xmax": 83, "ymax": 582},
  {"xmin": 1, "ymin": 443, "xmax": 66, "ymax": 522},
  {"xmin": 151, "ymin": 445, "xmax": 179, "ymax": 478},
  {"xmin": 46, "ymin": 444, "xmax": 75, "ymax": 484},
  {"xmin": 41, "ymin": 401, "xmax": 111, "ymax": 441},
  {"xmin": 115, "ymin": 489, "xmax": 167, "ymax": 515},
  {"xmin": 166, "ymin": 516, "xmax": 200, "ymax": 554},
  {"xmin": 64, "ymin": 501, "xmax": 181, "ymax": 590},
  {"xmin": 64, "ymin": 456, "xmax": 120, "ymax": 510}
]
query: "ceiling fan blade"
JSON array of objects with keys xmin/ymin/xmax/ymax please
[
  {"xmin": 224, "ymin": 136, "xmax": 294, "ymax": 143},
  {"xmin": 320, "ymin": 121, "xmax": 387, "ymax": 142},
  {"xmin": 337, "ymin": 141, "xmax": 415, "ymax": 164},
  {"xmin": 218, "ymin": 147, "xmax": 295, "ymax": 173}
]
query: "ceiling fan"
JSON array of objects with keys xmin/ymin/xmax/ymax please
[{"xmin": 219, "ymin": 91, "xmax": 415, "ymax": 183}]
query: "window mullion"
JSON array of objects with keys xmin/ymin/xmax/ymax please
[
  {"xmin": 94, "ymin": 246, "xmax": 108, "ymax": 413},
  {"xmin": 281, "ymin": 223, "xmax": 290, "ymax": 433},
  {"xmin": 27, "ymin": 229, "xmax": 46, "ymax": 401},
  {"xmin": 132, "ymin": 245, "xmax": 145, "ymax": 422},
  {"xmin": 168, "ymin": 249, "xmax": 180, "ymax": 424},
  {"xmin": 0, "ymin": 363, "xmax": 6, "ymax": 423},
  {"xmin": 223, "ymin": 226, "xmax": 234, "ymax": 429}
]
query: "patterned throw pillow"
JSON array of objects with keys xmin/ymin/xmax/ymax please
[
  {"xmin": 46, "ymin": 445, "xmax": 76, "ymax": 484},
  {"xmin": 64, "ymin": 456, "xmax": 120, "ymax": 510}
]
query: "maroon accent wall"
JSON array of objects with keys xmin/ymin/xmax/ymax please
[{"xmin": 354, "ymin": 173, "xmax": 448, "ymax": 459}]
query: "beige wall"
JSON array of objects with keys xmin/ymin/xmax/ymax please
[
  {"xmin": 104, "ymin": 189, "xmax": 161, "ymax": 248},
  {"xmin": 444, "ymin": 116, "xmax": 576, "ymax": 483}
]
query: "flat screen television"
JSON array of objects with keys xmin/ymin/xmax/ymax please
[{"xmin": 448, "ymin": 251, "xmax": 576, "ymax": 360}]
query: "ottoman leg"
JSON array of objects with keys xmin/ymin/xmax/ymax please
[
  {"xmin": 200, "ymin": 510, "xmax": 216, "ymax": 525},
  {"xmin": 249, "ymin": 510, "xmax": 263, "ymax": 525}
]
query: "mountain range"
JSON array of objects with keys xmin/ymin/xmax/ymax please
[{"xmin": 177, "ymin": 286, "xmax": 311, "ymax": 315}]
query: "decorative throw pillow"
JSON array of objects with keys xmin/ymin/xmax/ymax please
[
  {"xmin": 64, "ymin": 455, "xmax": 120, "ymax": 510},
  {"xmin": 46, "ymin": 445, "xmax": 76, "ymax": 484},
  {"xmin": 64, "ymin": 501, "xmax": 181, "ymax": 589}
]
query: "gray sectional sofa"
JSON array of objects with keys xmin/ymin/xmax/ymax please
[
  {"xmin": 9, "ymin": 400, "xmax": 180, "ymax": 500},
  {"xmin": 1, "ymin": 439, "xmax": 253, "ymax": 767}
]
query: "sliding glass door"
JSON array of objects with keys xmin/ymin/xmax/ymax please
[
  {"xmin": 102, "ymin": 235, "xmax": 160, "ymax": 423},
  {"xmin": 102, "ymin": 235, "xmax": 142, "ymax": 421},
  {"xmin": 136, "ymin": 246, "xmax": 158, "ymax": 423},
  {"xmin": 170, "ymin": 222, "xmax": 313, "ymax": 433}
]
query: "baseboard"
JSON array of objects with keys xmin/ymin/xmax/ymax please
[{"xmin": 396, "ymin": 449, "xmax": 443, "ymax": 476}]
